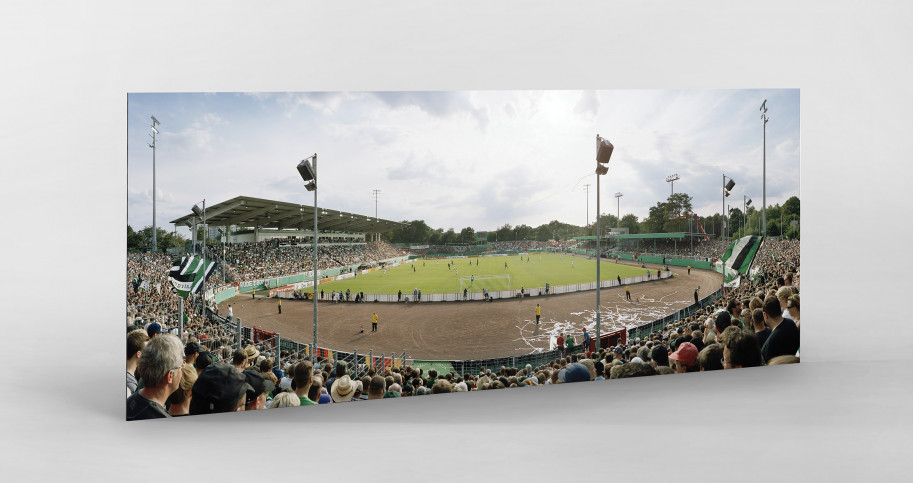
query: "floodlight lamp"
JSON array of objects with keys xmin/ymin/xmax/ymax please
[
  {"xmin": 305, "ymin": 181, "xmax": 317, "ymax": 192},
  {"xmin": 725, "ymin": 191, "xmax": 731, "ymax": 197},
  {"xmin": 185, "ymin": 220, "xmax": 194, "ymax": 228},
  {"xmin": 596, "ymin": 164, "xmax": 609, "ymax": 175},
  {"xmin": 192, "ymin": 205, "xmax": 203, "ymax": 217},
  {"xmin": 596, "ymin": 134, "xmax": 614, "ymax": 164},
  {"xmin": 297, "ymin": 159, "xmax": 315, "ymax": 182},
  {"xmin": 151, "ymin": 115, "xmax": 160, "ymax": 126},
  {"xmin": 151, "ymin": 126, "xmax": 159, "ymax": 134},
  {"xmin": 725, "ymin": 179, "xmax": 735, "ymax": 191},
  {"xmin": 746, "ymin": 198, "xmax": 752, "ymax": 206}
]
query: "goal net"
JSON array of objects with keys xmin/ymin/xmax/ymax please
[{"xmin": 460, "ymin": 274, "xmax": 510, "ymax": 293}]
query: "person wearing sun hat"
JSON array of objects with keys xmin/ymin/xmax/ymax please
[
  {"xmin": 668, "ymin": 342, "xmax": 699, "ymax": 373},
  {"xmin": 330, "ymin": 374, "xmax": 357, "ymax": 402}
]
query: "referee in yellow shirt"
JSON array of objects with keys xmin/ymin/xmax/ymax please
[
  {"xmin": 535, "ymin": 304, "xmax": 541, "ymax": 325},
  {"xmin": 371, "ymin": 313, "xmax": 378, "ymax": 332}
]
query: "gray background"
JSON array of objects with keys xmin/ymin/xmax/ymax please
[{"xmin": 1, "ymin": 1, "xmax": 910, "ymax": 481}]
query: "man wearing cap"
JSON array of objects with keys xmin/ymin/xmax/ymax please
[
  {"xmin": 243, "ymin": 368, "xmax": 275, "ymax": 410},
  {"xmin": 668, "ymin": 342, "xmax": 699, "ymax": 373},
  {"xmin": 562, "ymin": 363, "xmax": 590, "ymax": 383},
  {"xmin": 127, "ymin": 334, "xmax": 184, "ymax": 420},
  {"xmin": 651, "ymin": 344, "xmax": 670, "ymax": 368},
  {"xmin": 293, "ymin": 360, "xmax": 319, "ymax": 406},
  {"xmin": 146, "ymin": 322, "xmax": 164, "ymax": 339},
  {"xmin": 189, "ymin": 363, "xmax": 254, "ymax": 415}
]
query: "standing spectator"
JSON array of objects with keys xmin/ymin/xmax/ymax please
[
  {"xmin": 720, "ymin": 326, "xmax": 763, "ymax": 369},
  {"xmin": 146, "ymin": 322, "xmax": 164, "ymax": 339},
  {"xmin": 277, "ymin": 297, "xmax": 282, "ymax": 314},
  {"xmin": 243, "ymin": 368, "xmax": 275, "ymax": 410},
  {"xmin": 787, "ymin": 294, "xmax": 800, "ymax": 331},
  {"xmin": 184, "ymin": 341, "xmax": 202, "ymax": 367},
  {"xmin": 330, "ymin": 375, "xmax": 357, "ymax": 402},
  {"xmin": 189, "ymin": 364, "xmax": 253, "ymax": 415},
  {"xmin": 226, "ymin": 304, "xmax": 233, "ymax": 322},
  {"xmin": 368, "ymin": 375, "xmax": 386, "ymax": 400},
  {"xmin": 294, "ymin": 360, "xmax": 319, "ymax": 406},
  {"xmin": 126, "ymin": 334, "xmax": 184, "ymax": 420},
  {"xmin": 270, "ymin": 391, "xmax": 301, "ymax": 409},
  {"xmin": 582, "ymin": 328, "xmax": 591, "ymax": 352},
  {"xmin": 751, "ymin": 308, "xmax": 772, "ymax": 348},
  {"xmin": 668, "ymin": 342, "xmax": 698, "ymax": 374},
  {"xmin": 372, "ymin": 312, "xmax": 378, "ymax": 332},
  {"xmin": 535, "ymin": 304, "xmax": 541, "ymax": 325},
  {"xmin": 760, "ymin": 296, "xmax": 800, "ymax": 362},
  {"xmin": 697, "ymin": 344, "xmax": 724, "ymax": 371},
  {"xmin": 127, "ymin": 329, "xmax": 149, "ymax": 397},
  {"xmin": 166, "ymin": 364, "xmax": 198, "ymax": 416}
]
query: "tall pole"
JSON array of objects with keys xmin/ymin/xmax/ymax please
[
  {"xmin": 583, "ymin": 184, "xmax": 591, "ymax": 231},
  {"xmin": 202, "ymin": 200, "xmax": 206, "ymax": 316},
  {"xmin": 615, "ymin": 192, "xmax": 623, "ymax": 227},
  {"xmin": 312, "ymin": 155, "xmax": 319, "ymax": 351},
  {"xmin": 666, "ymin": 174, "xmax": 679, "ymax": 197},
  {"xmin": 149, "ymin": 116, "xmax": 160, "ymax": 252},
  {"xmin": 372, "ymin": 189, "xmax": 381, "ymax": 241},
  {"xmin": 761, "ymin": 100, "xmax": 769, "ymax": 236},
  {"xmin": 596, "ymin": 167, "xmax": 601, "ymax": 350}
]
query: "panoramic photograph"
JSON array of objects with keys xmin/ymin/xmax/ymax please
[{"xmin": 125, "ymin": 89, "xmax": 800, "ymax": 419}]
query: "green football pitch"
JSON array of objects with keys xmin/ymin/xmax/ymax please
[{"xmin": 298, "ymin": 253, "xmax": 649, "ymax": 295}]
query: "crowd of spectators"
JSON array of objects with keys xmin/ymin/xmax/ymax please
[
  {"xmin": 127, "ymin": 235, "xmax": 798, "ymax": 419},
  {"xmin": 608, "ymin": 238, "xmax": 730, "ymax": 260},
  {"xmin": 215, "ymin": 241, "xmax": 402, "ymax": 281}
]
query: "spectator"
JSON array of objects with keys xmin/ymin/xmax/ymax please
[
  {"xmin": 697, "ymin": 344, "xmax": 724, "ymax": 372},
  {"xmin": 166, "ymin": 364, "xmax": 198, "ymax": 416},
  {"xmin": 126, "ymin": 329, "xmax": 149, "ymax": 397},
  {"xmin": 751, "ymin": 308, "xmax": 771, "ymax": 348},
  {"xmin": 243, "ymin": 368, "xmax": 275, "ymax": 410},
  {"xmin": 651, "ymin": 345, "xmax": 669, "ymax": 368},
  {"xmin": 668, "ymin": 342, "xmax": 698, "ymax": 373},
  {"xmin": 767, "ymin": 355, "xmax": 800, "ymax": 365},
  {"xmin": 330, "ymin": 375, "xmax": 357, "ymax": 402},
  {"xmin": 786, "ymin": 294, "xmax": 800, "ymax": 331},
  {"xmin": 146, "ymin": 322, "xmax": 163, "ymax": 339},
  {"xmin": 609, "ymin": 362, "xmax": 658, "ymax": 379},
  {"xmin": 127, "ymin": 334, "xmax": 184, "ymax": 420},
  {"xmin": 431, "ymin": 379, "xmax": 453, "ymax": 394},
  {"xmin": 293, "ymin": 361, "xmax": 319, "ymax": 406},
  {"xmin": 561, "ymin": 363, "xmax": 590, "ymax": 383},
  {"xmin": 231, "ymin": 349, "xmax": 249, "ymax": 372},
  {"xmin": 368, "ymin": 376, "xmax": 386, "ymax": 400},
  {"xmin": 270, "ymin": 390, "xmax": 301, "ymax": 409},
  {"xmin": 184, "ymin": 341, "xmax": 202, "ymax": 367},
  {"xmin": 720, "ymin": 326, "xmax": 763, "ymax": 369},
  {"xmin": 189, "ymin": 363, "xmax": 253, "ymax": 415},
  {"xmin": 760, "ymin": 296, "xmax": 800, "ymax": 362}
]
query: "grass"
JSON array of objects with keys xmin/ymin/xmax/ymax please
[{"xmin": 297, "ymin": 253, "xmax": 648, "ymax": 295}]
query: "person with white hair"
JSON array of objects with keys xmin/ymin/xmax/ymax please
[{"xmin": 126, "ymin": 334, "xmax": 184, "ymax": 420}]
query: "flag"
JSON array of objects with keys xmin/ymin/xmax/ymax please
[
  {"xmin": 139, "ymin": 279, "xmax": 150, "ymax": 291},
  {"xmin": 168, "ymin": 256, "xmax": 217, "ymax": 299}
]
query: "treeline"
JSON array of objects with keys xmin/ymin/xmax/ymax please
[
  {"xmin": 385, "ymin": 193, "xmax": 800, "ymax": 244},
  {"xmin": 128, "ymin": 225, "xmax": 188, "ymax": 253}
]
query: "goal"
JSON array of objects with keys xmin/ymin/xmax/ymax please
[{"xmin": 460, "ymin": 274, "xmax": 510, "ymax": 293}]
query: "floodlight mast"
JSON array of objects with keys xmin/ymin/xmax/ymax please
[
  {"xmin": 297, "ymin": 154, "xmax": 319, "ymax": 352},
  {"xmin": 149, "ymin": 116, "xmax": 160, "ymax": 252},
  {"xmin": 761, "ymin": 100, "xmax": 769, "ymax": 237},
  {"xmin": 595, "ymin": 134, "xmax": 614, "ymax": 351},
  {"xmin": 666, "ymin": 173, "xmax": 680, "ymax": 196}
]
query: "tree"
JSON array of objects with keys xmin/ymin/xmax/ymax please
[
  {"xmin": 440, "ymin": 228, "xmax": 457, "ymax": 245},
  {"xmin": 619, "ymin": 214, "xmax": 639, "ymax": 234},
  {"xmin": 783, "ymin": 196, "xmax": 800, "ymax": 217},
  {"xmin": 459, "ymin": 226, "xmax": 475, "ymax": 244},
  {"xmin": 495, "ymin": 223, "xmax": 512, "ymax": 242}
]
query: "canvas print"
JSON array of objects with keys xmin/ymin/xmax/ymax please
[{"xmin": 126, "ymin": 90, "xmax": 800, "ymax": 419}]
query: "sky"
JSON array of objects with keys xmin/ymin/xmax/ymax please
[{"xmin": 127, "ymin": 89, "xmax": 799, "ymax": 237}]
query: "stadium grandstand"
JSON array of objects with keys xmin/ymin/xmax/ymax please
[{"xmin": 128, "ymin": 208, "xmax": 799, "ymax": 417}]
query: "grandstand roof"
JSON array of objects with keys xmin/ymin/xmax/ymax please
[
  {"xmin": 612, "ymin": 233, "xmax": 686, "ymax": 239},
  {"xmin": 169, "ymin": 196, "xmax": 406, "ymax": 234}
]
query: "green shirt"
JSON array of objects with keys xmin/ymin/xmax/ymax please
[
  {"xmin": 299, "ymin": 396, "xmax": 318, "ymax": 406},
  {"xmin": 565, "ymin": 336, "xmax": 575, "ymax": 348}
]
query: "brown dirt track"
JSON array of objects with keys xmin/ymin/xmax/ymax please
[{"xmin": 227, "ymin": 260, "xmax": 722, "ymax": 361}]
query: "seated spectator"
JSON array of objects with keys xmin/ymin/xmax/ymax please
[
  {"xmin": 127, "ymin": 334, "xmax": 184, "ymax": 420},
  {"xmin": 189, "ymin": 363, "xmax": 254, "ymax": 415},
  {"xmin": 166, "ymin": 364, "xmax": 198, "ymax": 416}
]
